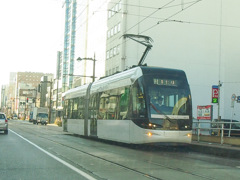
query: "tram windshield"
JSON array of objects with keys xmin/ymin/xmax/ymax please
[{"xmin": 144, "ymin": 73, "xmax": 192, "ymax": 130}]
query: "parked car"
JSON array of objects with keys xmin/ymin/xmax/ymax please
[
  {"xmin": 0, "ymin": 113, "xmax": 8, "ymax": 134},
  {"xmin": 211, "ymin": 119, "xmax": 240, "ymax": 137}
]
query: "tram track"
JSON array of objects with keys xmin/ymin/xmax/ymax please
[{"xmin": 10, "ymin": 121, "xmax": 216, "ymax": 180}]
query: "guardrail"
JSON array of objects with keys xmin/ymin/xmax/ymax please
[{"xmin": 192, "ymin": 120, "xmax": 240, "ymax": 145}]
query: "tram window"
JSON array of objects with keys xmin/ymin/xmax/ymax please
[
  {"xmin": 72, "ymin": 98, "xmax": 78, "ymax": 119},
  {"xmin": 98, "ymin": 93, "xmax": 108, "ymax": 119},
  {"xmin": 68, "ymin": 99, "xmax": 73, "ymax": 118},
  {"xmin": 78, "ymin": 97, "xmax": 85, "ymax": 119},
  {"xmin": 168, "ymin": 95, "xmax": 176, "ymax": 107},
  {"xmin": 119, "ymin": 87, "xmax": 130, "ymax": 119},
  {"xmin": 98, "ymin": 86, "xmax": 129, "ymax": 120},
  {"xmin": 132, "ymin": 80, "xmax": 146, "ymax": 118}
]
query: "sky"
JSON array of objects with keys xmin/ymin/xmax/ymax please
[{"xmin": 0, "ymin": 0, "xmax": 64, "ymax": 88}]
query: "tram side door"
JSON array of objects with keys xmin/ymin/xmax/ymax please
[{"xmin": 89, "ymin": 94, "xmax": 98, "ymax": 137}]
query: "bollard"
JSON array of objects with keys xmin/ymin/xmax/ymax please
[
  {"xmin": 197, "ymin": 121, "xmax": 200, "ymax": 142},
  {"xmin": 221, "ymin": 123, "xmax": 224, "ymax": 145}
]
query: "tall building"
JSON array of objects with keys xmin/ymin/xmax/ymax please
[
  {"xmin": 74, "ymin": 0, "xmax": 240, "ymax": 121},
  {"xmin": 14, "ymin": 72, "xmax": 53, "ymax": 118},
  {"xmin": 62, "ymin": 0, "xmax": 77, "ymax": 92}
]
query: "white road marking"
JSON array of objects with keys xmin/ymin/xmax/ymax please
[{"xmin": 10, "ymin": 129, "xmax": 97, "ymax": 180}]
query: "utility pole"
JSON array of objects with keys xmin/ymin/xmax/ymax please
[
  {"xmin": 218, "ymin": 81, "xmax": 221, "ymax": 122},
  {"xmin": 48, "ymin": 80, "xmax": 52, "ymax": 124}
]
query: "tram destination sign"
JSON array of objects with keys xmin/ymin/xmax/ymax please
[{"xmin": 153, "ymin": 78, "xmax": 177, "ymax": 86}]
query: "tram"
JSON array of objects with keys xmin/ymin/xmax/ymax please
[{"xmin": 62, "ymin": 66, "xmax": 192, "ymax": 144}]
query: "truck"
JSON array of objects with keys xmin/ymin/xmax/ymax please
[{"xmin": 31, "ymin": 107, "xmax": 49, "ymax": 125}]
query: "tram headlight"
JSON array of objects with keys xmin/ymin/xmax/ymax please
[
  {"xmin": 147, "ymin": 132, "xmax": 152, "ymax": 136},
  {"xmin": 187, "ymin": 133, "xmax": 191, "ymax": 138},
  {"xmin": 149, "ymin": 123, "xmax": 156, "ymax": 128}
]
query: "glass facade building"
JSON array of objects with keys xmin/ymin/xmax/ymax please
[{"xmin": 62, "ymin": 0, "xmax": 77, "ymax": 92}]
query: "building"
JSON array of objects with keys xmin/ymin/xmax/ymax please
[
  {"xmin": 11, "ymin": 72, "xmax": 54, "ymax": 119},
  {"xmin": 73, "ymin": 0, "xmax": 107, "ymax": 86},
  {"xmin": 72, "ymin": 0, "xmax": 240, "ymax": 121},
  {"xmin": 62, "ymin": 0, "xmax": 77, "ymax": 92},
  {"xmin": 0, "ymin": 85, "xmax": 7, "ymax": 113}
]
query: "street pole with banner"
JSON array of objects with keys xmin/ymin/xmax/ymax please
[{"xmin": 197, "ymin": 105, "xmax": 213, "ymax": 139}]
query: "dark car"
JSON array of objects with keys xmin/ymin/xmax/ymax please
[{"xmin": 211, "ymin": 119, "xmax": 240, "ymax": 137}]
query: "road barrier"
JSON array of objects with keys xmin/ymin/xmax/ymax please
[{"xmin": 192, "ymin": 120, "xmax": 240, "ymax": 145}]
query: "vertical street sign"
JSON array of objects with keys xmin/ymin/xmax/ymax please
[
  {"xmin": 237, "ymin": 96, "xmax": 240, "ymax": 103},
  {"xmin": 212, "ymin": 85, "xmax": 219, "ymax": 103}
]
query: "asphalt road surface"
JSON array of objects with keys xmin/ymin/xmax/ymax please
[{"xmin": 1, "ymin": 120, "xmax": 240, "ymax": 180}]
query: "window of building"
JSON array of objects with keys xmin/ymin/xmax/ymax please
[
  {"xmin": 111, "ymin": 7, "xmax": 115, "ymax": 16},
  {"xmin": 113, "ymin": 47, "xmax": 117, "ymax": 56},
  {"xmin": 110, "ymin": 28, "xmax": 114, "ymax": 37},
  {"xmin": 114, "ymin": 25, "xmax": 117, "ymax": 34},
  {"xmin": 118, "ymin": 23, "xmax": 121, "ymax": 32},
  {"xmin": 117, "ymin": 45, "xmax": 120, "ymax": 54},
  {"xmin": 108, "ymin": 10, "xmax": 111, "ymax": 18},
  {"xmin": 110, "ymin": 49, "xmax": 113, "ymax": 58},
  {"xmin": 119, "ymin": 1, "xmax": 122, "ymax": 10}
]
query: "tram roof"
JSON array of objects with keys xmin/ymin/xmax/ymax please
[
  {"xmin": 63, "ymin": 83, "xmax": 89, "ymax": 100},
  {"xmin": 63, "ymin": 66, "xmax": 186, "ymax": 99},
  {"xmin": 90, "ymin": 66, "xmax": 143, "ymax": 93}
]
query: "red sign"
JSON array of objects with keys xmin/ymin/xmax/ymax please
[
  {"xmin": 197, "ymin": 105, "xmax": 213, "ymax": 120},
  {"xmin": 212, "ymin": 86, "xmax": 218, "ymax": 98}
]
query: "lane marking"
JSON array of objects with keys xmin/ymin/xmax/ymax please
[{"xmin": 10, "ymin": 129, "xmax": 97, "ymax": 180}]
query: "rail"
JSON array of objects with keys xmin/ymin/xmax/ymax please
[{"xmin": 192, "ymin": 120, "xmax": 240, "ymax": 145}]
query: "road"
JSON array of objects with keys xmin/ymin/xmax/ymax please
[{"xmin": 1, "ymin": 120, "xmax": 240, "ymax": 180}]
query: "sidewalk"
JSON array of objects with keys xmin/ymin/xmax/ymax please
[{"xmin": 190, "ymin": 140, "xmax": 240, "ymax": 159}]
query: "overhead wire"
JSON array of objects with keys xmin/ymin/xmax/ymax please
[
  {"xmin": 168, "ymin": 19, "xmax": 240, "ymax": 29},
  {"xmin": 105, "ymin": 0, "xmax": 205, "ymax": 47},
  {"xmin": 108, "ymin": 0, "xmax": 198, "ymax": 11},
  {"xmin": 123, "ymin": 0, "xmax": 176, "ymax": 34},
  {"xmin": 140, "ymin": 0, "xmax": 203, "ymax": 34}
]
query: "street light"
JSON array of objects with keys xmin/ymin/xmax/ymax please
[{"xmin": 77, "ymin": 54, "xmax": 96, "ymax": 82}]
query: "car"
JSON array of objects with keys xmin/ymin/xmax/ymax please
[
  {"xmin": 13, "ymin": 114, "xmax": 18, "ymax": 120},
  {"xmin": 211, "ymin": 119, "xmax": 240, "ymax": 137},
  {"xmin": 0, "ymin": 113, "xmax": 8, "ymax": 134}
]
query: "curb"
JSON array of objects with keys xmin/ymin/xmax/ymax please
[{"xmin": 190, "ymin": 141, "xmax": 240, "ymax": 159}]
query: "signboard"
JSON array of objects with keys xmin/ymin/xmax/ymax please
[
  {"xmin": 212, "ymin": 85, "xmax": 219, "ymax": 103},
  {"xmin": 237, "ymin": 96, "xmax": 240, "ymax": 103},
  {"xmin": 197, "ymin": 105, "xmax": 213, "ymax": 120}
]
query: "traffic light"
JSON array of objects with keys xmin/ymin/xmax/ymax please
[{"xmin": 26, "ymin": 98, "xmax": 29, "ymax": 103}]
